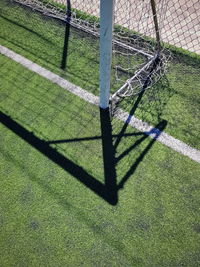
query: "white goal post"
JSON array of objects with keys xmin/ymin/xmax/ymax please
[
  {"xmin": 8, "ymin": 0, "xmax": 169, "ymax": 110},
  {"xmin": 99, "ymin": 0, "xmax": 114, "ymax": 109},
  {"xmin": 100, "ymin": 0, "xmax": 163, "ymax": 109}
]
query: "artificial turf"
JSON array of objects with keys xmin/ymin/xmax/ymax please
[
  {"xmin": 0, "ymin": 0, "xmax": 200, "ymax": 150},
  {"xmin": 0, "ymin": 53, "xmax": 200, "ymax": 266},
  {"xmin": 0, "ymin": 1, "xmax": 200, "ymax": 266}
]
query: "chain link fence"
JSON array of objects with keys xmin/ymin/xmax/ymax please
[
  {"xmin": 16, "ymin": 0, "xmax": 199, "ymax": 55},
  {"xmin": 164, "ymin": 0, "xmax": 200, "ymax": 54},
  {"xmin": 6, "ymin": 1, "xmax": 199, "ymax": 52},
  {"xmin": 3, "ymin": 0, "xmax": 198, "ymax": 107},
  {"xmin": 116, "ymin": 0, "xmax": 200, "ymax": 55}
]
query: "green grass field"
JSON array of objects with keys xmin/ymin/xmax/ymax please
[{"xmin": 0, "ymin": 1, "xmax": 200, "ymax": 266}]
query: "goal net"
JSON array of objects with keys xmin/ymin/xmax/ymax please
[{"xmin": 7, "ymin": 0, "xmax": 170, "ymax": 108}]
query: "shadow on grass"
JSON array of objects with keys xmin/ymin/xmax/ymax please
[
  {"xmin": 0, "ymin": 1, "xmax": 167, "ymax": 205},
  {"xmin": 0, "ymin": 102, "xmax": 167, "ymax": 205},
  {"xmin": 0, "ymin": 14, "xmax": 54, "ymax": 44},
  {"xmin": 61, "ymin": 0, "xmax": 71, "ymax": 70},
  {"xmin": 0, "ymin": 1, "xmax": 100, "ymax": 92}
]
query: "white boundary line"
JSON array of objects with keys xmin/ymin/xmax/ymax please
[
  {"xmin": 115, "ymin": 109, "xmax": 200, "ymax": 163},
  {"xmin": 0, "ymin": 45, "xmax": 200, "ymax": 164}
]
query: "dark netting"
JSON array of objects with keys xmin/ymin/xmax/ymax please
[{"xmin": 0, "ymin": 0, "xmax": 199, "ymax": 205}]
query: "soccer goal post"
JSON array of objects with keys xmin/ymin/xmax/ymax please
[
  {"xmin": 7, "ymin": 0, "xmax": 169, "ymax": 110},
  {"xmin": 99, "ymin": 0, "xmax": 166, "ymax": 109},
  {"xmin": 99, "ymin": 0, "xmax": 114, "ymax": 109}
]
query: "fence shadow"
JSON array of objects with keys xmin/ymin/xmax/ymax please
[{"xmin": 61, "ymin": 0, "xmax": 71, "ymax": 70}]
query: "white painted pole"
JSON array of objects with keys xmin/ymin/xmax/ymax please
[{"xmin": 99, "ymin": 0, "xmax": 115, "ymax": 109}]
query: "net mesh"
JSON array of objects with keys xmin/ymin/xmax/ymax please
[
  {"xmin": 1, "ymin": 0, "xmax": 199, "ymax": 206},
  {"xmin": 10, "ymin": 0, "xmax": 170, "ymax": 107},
  {"xmin": 112, "ymin": 0, "xmax": 169, "ymax": 101}
]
